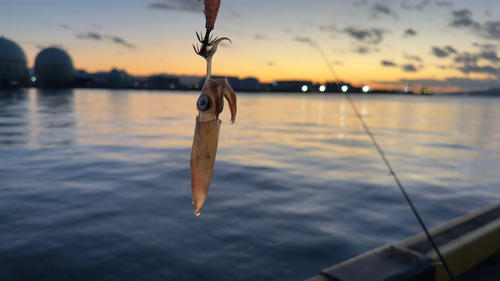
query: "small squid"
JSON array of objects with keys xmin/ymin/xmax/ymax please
[{"xmin": 190, "ymin": 35, "xmax": 237, "ymax": 216}]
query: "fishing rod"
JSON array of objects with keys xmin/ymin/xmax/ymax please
[{"xmin": 313, "ymin": 42, "xmax": 457, "ymax": 281}]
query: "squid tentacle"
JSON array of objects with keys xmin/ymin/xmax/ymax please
[{"xmin": 223, "ymin": 79, "xmax": 237, "ymax": 124}]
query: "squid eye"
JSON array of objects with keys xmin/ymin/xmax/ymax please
[{"xmin": 197, "ymin": 95, "xmax": 210, "ymax": 111}]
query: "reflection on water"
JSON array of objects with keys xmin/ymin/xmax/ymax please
[
  {"xmin": 36, "ymin": 89, "xmax": 76, "ymax": 146},
  {"xmin": 0, "ymin": 89, "xmax": 499, "ymax": 281},
  {"xmin": 0, "ymin": 89, "xmax": 75, "ymax": 146},
  {"xmin": 0, "ymin": 89, "xmax": 30, "ymax": 145}
]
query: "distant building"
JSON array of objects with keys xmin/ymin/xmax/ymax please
[
  {"xmin": 271, "ymin": 80, "xmax": 314, "ymax": 92},
  {"xmin": 207, "ymin": 76, "xmax": 261, "ymax": 92},
  {"xmin": 225, "ymin": 77, "xmax": 240, "ymax": 90},
  {"xmin": 324, "ymin": 82, "xmax": 363, "ymax": 93},
  {"xmin": 0, "ymin": 37, "xmax": 28, "ymax": 87},
  {"xmin": 147, "ymin": 75, "xmax": 179, "ymax": 90},
  {"xmin": 74, "ymin": 70, "xmax": 92, "ymax": 87},
  {"xmin": 86, "ymin": 72, "xmax": 108, "ymax": 88},
  {"xmin": 240, "ymin": 78, "xmax": 260, "ymax": 92},
  {"xmin": 467, "ymin": 88, "xmax": 500, "ymax": 96},
  {"xmin": 107, "ymin": 68, "xmax": 133, "ymax": 88},
  {"xmin": 34, "ymin": 47, "xmax": 74, "ymax": 86},
  {"xmin": 324, "ymin": 82, "xmax": 343, "ymax": 93}
]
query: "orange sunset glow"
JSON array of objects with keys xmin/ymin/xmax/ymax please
[{"xmin": 2, "ymin": 0, "xmax": 500, "ymax": 92}]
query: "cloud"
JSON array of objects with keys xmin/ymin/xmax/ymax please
[
  {"xmin": 373, "ymin": 4, "xmax": 391, "ymax": 15},
  {"xmin": 293, "ymin": 36, "xmax": 315, "ymax": 47},
  {"xmin": 402, "ymin": 64, "xmax": 417, "ymax": 72},
  {"xmin": 371, "ymin": 4, "xmax": 396, "ymax": 18},
  {"xmin": 451, "ymin": 49, "xmax": 500, "ymax": 76},
  {"xmin": 481, "ymin": 21, "xmax": 500, "ymax": 40},
  {"xmin": 255, "ymin": 34, "xmax": 267, "ymax": 40},
  {"xmin": 401, "ymin": 1, "xmax": 430, "ymax": 11},
  {"xmin": 404, "ymin": 29, "xmax": 417, "ymax": 37},
  {"xmin": 148, "ymin": 3, "xmax": 175, "ymax": 10},
  {"xmin": 454, "ymin": 52, "xmax": 478, "ymax": 65},
  {"xmin": 381, "ymin": 60, "xmax": 396, "ymax": 67},
  {"xmin": 353, "ymin": 0, "xmax": 367, "ymax": 7},
  {"xmin": 450, "ymin": 9, "xmax": 479, "ymax": 28},
  {"xmin": 436, "ymin": 1, "xmax": 453, "ymax": 7},
  {"xmin": 77, "ymin": 32, "xmax": 102, "ymax": 40},
  {"xmin": 431, "ymin": 46, "xmax": 456, "ymax": 58},
  {"xmin": 147, "ymin": 0, "xmax": 201, "ymax": 12},
  {"xmin": 457, "ymin": 65, "xmax": 499, "ymax": 76},
  {"xmin": 109, "ymin": 36, "xmax": 135, "ymax": 48},
  {"xmin": 449, "ymin": 10, "xmax": 500, "ymax": 41},
  {"xmin": 404, "ymin": 54, "xmax": 422, "ymax": 62},
  {"xmin": 444, "ymin": 46, "xmax": 458, "ymax": 54},
  {"xmin": 353, "ymin": 46, "xmax": 370, "ymax": 54},
  {"xmin": 77, "ymin": 32, "xmax": 135, "ymax": 48},
  {"xmin": 479, "ymin": 51, "xmax": 500, "ymax": 63},
  {"xmin": 319, "ymin": 24, "xmax": 338, "ymax": 33},
  {"xmin": 453, "ymin": 49, "xmax": 500, "ymax": 64},
  {"xmin": 415, "ymin": 0, "xmax": 430, "ymax": 11},
  {"xmin": 60, "ymin": 24, "xmax": 71, "ymax": 30},
  {"xmin": 344, "ymin": 27, "xmax": 386, "ymax": 44},
  {"xmin": 401, "ymin": 2, "xmax": 412, "ymax": 10},
  {"xmin": 473, "ymin": 43, "xmax": 498, "ymax": 50},
  {"xmin": 432, "ymin": 47, "xmax": 449, "ymax": 58}
]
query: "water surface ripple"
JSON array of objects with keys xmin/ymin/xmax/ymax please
[{"xmin": 1, "ymin": 89, "xmax": 499, "ymax": 280}]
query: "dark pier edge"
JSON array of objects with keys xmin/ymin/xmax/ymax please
[{"xmin": 305, "ymin": 202, "xmax": 500, "ymax": 281}]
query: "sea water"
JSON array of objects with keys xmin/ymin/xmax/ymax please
[{"xmin": 1, "ymin": 89, "xmax": 499, "ymax": 280}]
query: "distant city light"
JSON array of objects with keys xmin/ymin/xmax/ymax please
[
  {"xmin": 362, "ymin": 86, "xmax": 370, "ymax": 93},
  {"xmin": 273, "ymin": 81, "xmax": 278, "ymax": 86},
  {"xmin": 404, "ymin": 86, "xmax": 410, "ymax": 93},
  {"xmin": 420, "ymin": 89, "xmax": 433, "ymax": 95},
  {"xmin": 319, "ymin": 85, "xmax": 326, "ymax": 92},
  {"xmin": 194, "ymin": 83, "xmax": 199, "ymax": 89},
  {"xmin": 169, "ymin": 83, "xmax": 175, "ymax": 89},
  {"xmin": 301, "ymin": 85, "xmax": 308, "ymax": 92},
  {"xmin": 341, "ymin": 85, "xmax": 348, "ymax": 92},
  {"xmin": 31, "ymin": 76, "xmax": 36, "ymax": 82},
  {"xmin": 133, "ymin": 81, "xmax": 138, "ymax": 87}
]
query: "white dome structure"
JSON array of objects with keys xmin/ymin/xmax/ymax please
[
  {"xmin": 0, "ymin": 37, "xmax": 28, "ymax": 86},
  {"xmin": 35, "ymin": 47, "xmax": 74, "ymax": 86}
]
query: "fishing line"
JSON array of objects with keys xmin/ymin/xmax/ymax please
[
  {"xmin": 313, "ymin": 42, "xmax": 340, "ymax": 84},
  {"xmin": 217, "ymin": 51, "xmax": 228, "ymax": 80},
  {"xmin": 214, "ymin": 29, "xmax": 228, "ymax": 80},
  {"xmin": 313, "ymin": 41, "xmax": 457, "ymax": 281}
]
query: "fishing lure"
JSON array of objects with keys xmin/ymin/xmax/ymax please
[
  {"xmin": 199, "ymin": 0, "xmax": 220, "ymax": 31},
  {"xmin": 194, "ymin": 0, "xmax": 222, "ymax": 59},
  {"xmin": 191, "ymin": 0, "xmax": 236, "ymax": 216}
]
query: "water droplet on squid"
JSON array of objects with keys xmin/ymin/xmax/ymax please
[{"xmin": 195, "ymin": 211, "xmax": 201, "ymax": 216}]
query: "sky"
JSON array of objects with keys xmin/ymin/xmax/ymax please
[{"xmin": 2, "ymin": 0, "xmax": 500, "ymax": 92}]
